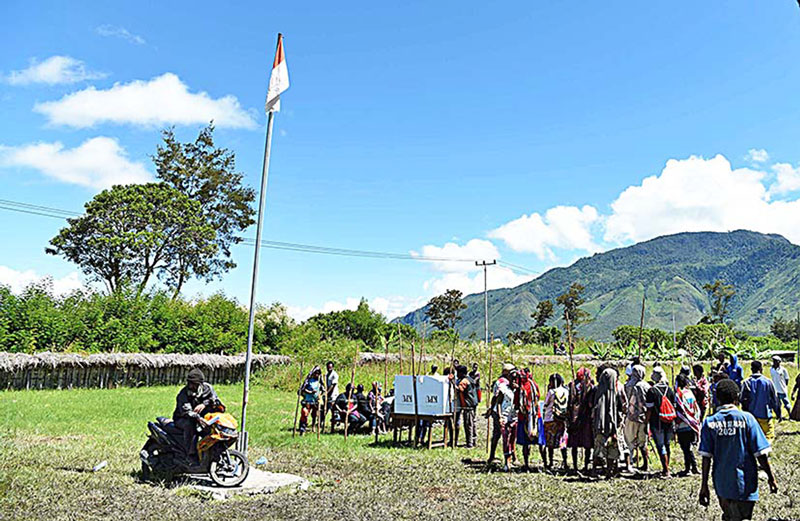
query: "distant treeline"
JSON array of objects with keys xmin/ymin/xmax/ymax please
[{"xmin": 0, "ymin": 283, "xmax": 418, "ymax": 355}]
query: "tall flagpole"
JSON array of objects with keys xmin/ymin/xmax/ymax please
[{"xmin": 240, "ymin": 109, "xmax": 276, "ymax": 451}]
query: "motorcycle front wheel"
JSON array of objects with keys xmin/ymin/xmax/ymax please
[{"xmin": 209, "ymin": 449, "xmax": 249, "ymax": 487}]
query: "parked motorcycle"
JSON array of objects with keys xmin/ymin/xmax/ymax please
[{"xmin": 140, "ymin": 402, "xmax": 249, "ymax": 487}]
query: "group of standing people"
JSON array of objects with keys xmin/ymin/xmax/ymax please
[{"xmin": 485, "ymin": 355, "xmax": 795, "ymax": 520}]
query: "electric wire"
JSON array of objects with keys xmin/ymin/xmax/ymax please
[{"xmin": 0, "ymin": 197, "xmax": 540, "ymax": 274}]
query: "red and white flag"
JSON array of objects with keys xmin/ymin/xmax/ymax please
[{"xmin": 265, "ymin": 34, "xmax": 289, "ymax": 113}]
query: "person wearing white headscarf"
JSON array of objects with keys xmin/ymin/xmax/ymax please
[{"xmin": 592, "ymin": 367, "xmax": 625, "ymax": 478}]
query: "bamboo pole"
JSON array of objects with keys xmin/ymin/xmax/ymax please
[
  {"xmin": 637, "ymin": 292, "xmax": 646, "ymax": 360},
  {"xmin": 292, "ymin": 360, "xmax": 304, "ymax": 438},
  {"xmin": 450, "ymin": 332, "xmax": 457, "ymax": 449},
  {"xmin": 566, "ymin": 318, "xmax": 576, "ymax": 382},
  {"xmin": 398, "ymin": 324, "xmax": 404, "ymax": 375},
  {"xmin": 384, "ymin": 336, "xmax": 389, "ymax": 397},
  {"xmin": 485, "ymin": 333, "xmax": 495, "ymax": 454},
  {"xmin": 317, "ymin": 374, "xmax": 326, "ymax": 441},
  {"xmin": 411, "ymin": 340, "xmax": 420, "ymax": 447},
  {"xmin": 344, "ymin": 351, "xmax": 357, "ymax": 441}
]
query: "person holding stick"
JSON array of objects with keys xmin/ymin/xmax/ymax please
[
  {"xmin": 298, "ymin": 366, "xmax": 322, "ymax": 436},
  {"xmin": 322, "ymin": 361, "xmax": 339, "ymax": 428}
]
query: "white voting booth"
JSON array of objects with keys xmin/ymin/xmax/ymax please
[{"xmin": 393, "ymin": 375, "xmax": 453, "ymax": 416}]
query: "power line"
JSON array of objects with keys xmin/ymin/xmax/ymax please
[{"xmin": 0, "ymin": 197, "xmax": 541, "ymax": 274}]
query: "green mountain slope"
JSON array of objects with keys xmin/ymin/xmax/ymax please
[{"xmin": 397, "ymin": 230, "xmax": 800, "ymax": 340}]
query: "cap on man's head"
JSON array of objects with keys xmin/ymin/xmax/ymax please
[
  {"xmin": 772, "ymin": 355, "xmax": 782, "ymax": 363},
  {"xmin": 502, "ymin": 363, "xmax": 515, "ymax": 372},
  {"xmin": 187, "ymin": 368, "xmax": 205, "ymax": 384}
]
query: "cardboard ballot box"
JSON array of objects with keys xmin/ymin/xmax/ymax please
[{"xmin": 393, "ymin": 375, "xmax": 452, "ymax": 416}]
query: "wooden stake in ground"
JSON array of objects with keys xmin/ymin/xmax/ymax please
[
  {"xmin": 485, "ymin": 333, "xmax": 495, "ymax": 454},
  {"xmin": 384, "ymin": 336, "xmax": 389, "ymax": 398},
  {"xmin": 450, "ymin": 334, "xmax": 457, "ymax": 449},
  {"xmin": 566, "ymin": 319, "xmax": 576, "ymax": 382},
  {"xmin": 410, "ymin": 340, "xmax": 420, "ymax": 447},
  {"xmin": 398, "ymin": 324, "xmax": 404, "ymax": 375},
  {"xmin": 637, "ymin": 292, "xmax": 646, "ymax": 360},
  {"xmin": 317, "ymin": 376, "xmax": 326, "ymax": 441},
  {"xmin": 344, "ymin": 352, "xmax": 357, "ymax": 441},
  {"xmin": 291, "ymin": 361, "xmax": 304, "ymax": 438}
]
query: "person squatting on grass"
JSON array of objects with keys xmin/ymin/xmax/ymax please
[
  {"xmin": 699, "ymin": 378, "xmax": 778, "ymax": 521},
  {"xmin": 298, "ymin": 366, "xmax": 322, "ymax": 435},
  {"xmin": 740, "ymin": 360, "xmax": 779, "ymax": 443}
]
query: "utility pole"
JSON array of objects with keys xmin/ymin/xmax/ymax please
[{"xmin": 475, "ymin": 261, "xmax": 497, "ymax": 355}]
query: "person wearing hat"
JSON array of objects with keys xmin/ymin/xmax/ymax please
[
  {"xmin": 769, "ymin": 356, "xmax": 791, "ymax": 421},
  {"xmin": 172, "ymin": 368, "xmax": 219, "ymax": 460}
]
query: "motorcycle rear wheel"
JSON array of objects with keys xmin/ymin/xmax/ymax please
[{"xmin": 209, "ymin": 449, "xmax": 249, "ymax": 487}]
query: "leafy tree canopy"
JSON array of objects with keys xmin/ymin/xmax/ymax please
[
  {"xmin": 531, "ymin": 299, "xmax": 554, "ymax": 328},
  {"xmin": 425, "ymin": 289, "xmax": 467, "ymax": 332},
  {"xmin": 153, "ymin": 124, "xmax": 255, "ymax": 295},
  {"xmin": 49, "ymin": 183, "xmax": 216, "ymax": 295}
]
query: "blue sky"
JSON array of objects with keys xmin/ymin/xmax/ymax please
[{"xmin": 3, "ymin": 1, "xmax": 800, "ymax": 320}]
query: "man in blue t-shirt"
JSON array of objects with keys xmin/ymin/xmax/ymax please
[{"xmin": 698, "ymin": 379, "xmax": 778, "ymax": 521}]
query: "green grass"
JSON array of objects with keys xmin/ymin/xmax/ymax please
[{"xmin": 2, "ymin": 363, "xmax": 800, "ymax": 520}]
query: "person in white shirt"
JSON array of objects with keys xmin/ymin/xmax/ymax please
[
  {"xmin": 770, "ymin": 356, "xmax": 791, "ymax": 420},
  {"xmin": 323, "ymin": 361, "xmax": 339, "ymax": 427}
]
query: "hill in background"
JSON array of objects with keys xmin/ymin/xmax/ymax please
[{"xmin": 397, "ymin": 230, "xmax": 800, "ymax": 341}]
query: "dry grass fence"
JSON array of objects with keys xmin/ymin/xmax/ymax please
[{"xmin": 0, "ymin": 352, "xmax": 290, "ymax": 391}]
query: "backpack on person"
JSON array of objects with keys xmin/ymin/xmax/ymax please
[
  {"xmin": 656, "ymin": 385, "xmax": 676, "ymax": 424},
  {"xmin": 553, "ymin": 387, "xmax": 569, "ymax": 421}
]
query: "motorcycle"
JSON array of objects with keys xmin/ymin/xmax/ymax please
[{"xmin": 140, "ymin": 402, "xmax": 249, "ymax": 487}]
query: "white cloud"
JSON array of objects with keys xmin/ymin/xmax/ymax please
[
  {"xmin": 4, "ymin": 56, "xmax": 107, "ymax": 85},
  {"xmin": 286, "ymin": 295, "xmax": 426, "ymax": 322},
  {"xmin": 747, "ymin": 148, "xmax": 769, "ymax": 163},
  {"xmin": 488, "ymin": 205, "xmax": 600, "ymax": 259},
  {"xmin": 34, "ymin": 73, "xmax": 257, "ymax": 129},
  {"xmin": 0, "ymin": 137, "xmax": 152, "ymax": 189},
  {"xmin": 412, "ymin": 239, "xmax": 499, "ymax": 273},
  {"xmin": 769, "ymin": 163, "xmax": 800, "ymax": 196},
  {"xmin": 0, "ymin": 266, "xmax": 83, "ymax": 296},
  {"xmin": 95, "ymin": 25, "xmax": 146, "ymax": 45},
  {"xmin": 423, "ymin": 266, "xmax": 534, "ymax": 297},
  {"xmin": 604, "ymin": 154, "xmax": 800, "ymax": 244}
]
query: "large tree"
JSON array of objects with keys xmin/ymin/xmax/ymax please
[
  {"xmin": 425, "ymin": 289, "xmax": 467, "ymax": 332},
  {"xmin": 153, "ymin": 124, "xmax": 255, "ymax": 295},
  {"xmin": 701, "ymin": 279, "xmax": 735, "ymax": 324},
  {"xmin": 48, "ymin": 183, "xmax": 216, "ymax": 295},
  {"xmin": 531, "ymin": 299, "xmax": 554, "ymax": 328}
]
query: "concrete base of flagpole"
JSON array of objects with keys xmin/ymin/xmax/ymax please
[{"xmin": 185, "ymin": 468, "xmax": 311, "ymax": 501}]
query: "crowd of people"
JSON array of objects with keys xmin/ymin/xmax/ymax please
[
  {"xmin": 484, "ymin": 354, "xmax": 798, "ymax": 520},
  {"xmin": 293, "ymin": 354, "xmax": 798, "ymax": 520}
]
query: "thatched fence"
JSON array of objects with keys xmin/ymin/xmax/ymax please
[{"xmin": 0, "ymin": 352, "xmax": 289, "ymax": 391}]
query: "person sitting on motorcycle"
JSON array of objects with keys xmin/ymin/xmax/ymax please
[{"xmin": 173, "ymin": 368, "xmax": 218, "ymax": 460}]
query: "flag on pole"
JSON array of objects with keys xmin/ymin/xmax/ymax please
[{"xmin": 265, "ymin": 34, "xmax": 289, "ymax": 113}]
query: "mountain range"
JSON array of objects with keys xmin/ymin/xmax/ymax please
[{"xmin": 397, "ymin": 230, "xmax": 800, "ymax": 341}]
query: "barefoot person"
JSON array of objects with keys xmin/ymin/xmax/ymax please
[{"xmin": 698, "ymin": 379, "xmax": 777, "ymax": 521}]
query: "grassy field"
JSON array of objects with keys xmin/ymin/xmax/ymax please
[{"xmin": 2, "ymin": 362, "xmax": 799, "ymax": 521}]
